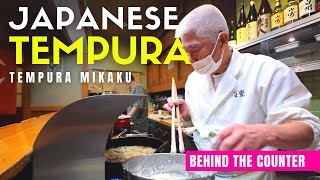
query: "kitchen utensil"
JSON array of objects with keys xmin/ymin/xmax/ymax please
[
  {"xmin": 171, "ymin": 77, "xmax": 185, "ymax": 153},
  {"xmin": 171, "ymin": 78, "xmax": 177, "ymax": 153},
  {"xmin": 176, "ymin": 102, "xmax": 185, "ymax": 153},
  {"xmin": 122, "ymin": 153, "xmax": 215, "ymax": 180},
  {"xmin": 154, "ymin": 141, "xmax": 170, "ymax": 153},
  {"xmin": 105, "ymin": 137, "xmax": 165, "ymax": 179},
  {"xmin": 123, "ymin": 133, "xmax": 153, "ymax": 138},
  {"xmin": 111, "ymin": 129, "xmax": 128, "ymax": 139}
]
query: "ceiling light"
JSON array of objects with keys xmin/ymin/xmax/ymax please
[{"xmin": 288, "ymin": 37, "xmax": 295, "ymax": 42}]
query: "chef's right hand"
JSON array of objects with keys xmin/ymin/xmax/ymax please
[{"xmin": 162, "ymin": 97, "xmax": 191, "ymax": 121}]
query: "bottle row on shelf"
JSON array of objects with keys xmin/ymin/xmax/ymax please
[{"xmin": 229, "ymin": 0, "xmax": 320, "ymax": 47}]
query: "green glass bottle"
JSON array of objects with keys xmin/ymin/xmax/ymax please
[
  {"xmin": 271, "ymin": 0, "xmax": 284, "ymax": 30},
  {"xmin": 237, "ymin": 3, "xmax": 248, "ymax": 44},
  {"xmin": 229, "ymin": 20, "xmax": 237, "ymax": 48},
  {"xmin": 247, "ymin": 0, "xmax": 258, "ymax": 39},
  {"xmin": 299, "ymin": 0, "xmax": 316, "ymax": 19},
  {"xmin": 284, "ymin": 0, "xmax": 299, "ymax": 25}
]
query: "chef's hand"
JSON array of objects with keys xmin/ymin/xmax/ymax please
[
  {"xmin": 212, "ymin": 124, "xmax": 268, "ymax": 150},
  {"xmin": 162, "ymin": 97, "xmax": 191, "ymax": 121}
]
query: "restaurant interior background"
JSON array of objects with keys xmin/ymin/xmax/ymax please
[
  {"xmin": 1, "ymin": 0, "xmax": 319, "ymax": 127},
  {"xmin": 0, "ymin": 0, "xmax": 319, "ymax": 179}
]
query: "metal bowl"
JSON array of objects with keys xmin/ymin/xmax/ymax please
[{"xmin": 123, "ymin": 153, "xmax": 215, "ymax": 180}]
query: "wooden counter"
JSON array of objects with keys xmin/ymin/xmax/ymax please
[
  {"xmin": 0, "ymin": 113, "xmax": 55, "ymax": 179},
  {"xmin": 148, "ymin": 114, "xmax": 189, "ymax": 134}
]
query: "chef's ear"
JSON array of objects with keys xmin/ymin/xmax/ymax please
[{"xmin": 219, "ymin": 32, "xmax": 229, "ymax": 49}]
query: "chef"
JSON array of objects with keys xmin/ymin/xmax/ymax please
[{"xmin": 163, "ymin": 4, "xmax": 320, "ymax": 180}]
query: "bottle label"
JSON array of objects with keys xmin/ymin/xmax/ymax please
[
  {"xmin": 247, "ymin": 21, "xmax": 258, "ymax": 39},
  {"xmin": 258, "ymin": 13, "xmax": 271, "ymax": 36},
  {"xmin": 299, "ymin": 0, "xmax": 316, "ymax": 17},
  {"xmin": 236, "ymin": 27, "xmax": 248, "ymax": 44},
  {"xmin": 271, "ymin": 12, "xmax": 284, "ymax": 29},
  {"xmin": 284, "ymin": 5, "xmax": 299, "ymax": 24}
]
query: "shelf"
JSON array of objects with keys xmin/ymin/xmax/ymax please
[
  {"xmin": 270, "ymin": 41, "xmax": 320, "ymax": 60},
  {"xmin": 234, "ymin": 13, "xmax": 320, "ymax": 73},
  {"xmin": 288, "ymin": 60, "xmax": 320, "ymax": 73},
  {"xmin": 235, "ymin": 13, "xmax": 320, "ymax": 51}
]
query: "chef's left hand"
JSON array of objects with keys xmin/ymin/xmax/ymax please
[{"xmin": 212, "ymin": 124, "xmax": 269, "ymax": 150}]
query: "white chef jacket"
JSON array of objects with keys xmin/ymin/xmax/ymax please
[{"xmin": 184, "ymin": 49, "xmax": 320, "ymax": 180}]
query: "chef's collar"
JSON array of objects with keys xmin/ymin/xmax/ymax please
[
  {"xmin": 211, "ymin": 72, "xmax": 224, "ymax": 78},
  {"xmin": 225, "ymin": 48, "xmax": 241, "ymax": 78}
]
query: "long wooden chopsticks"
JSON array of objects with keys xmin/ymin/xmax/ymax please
[{"xmin": 171, "ymin": 78, "xmax": 185, "ymax": 153}]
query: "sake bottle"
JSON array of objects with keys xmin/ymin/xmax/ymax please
[
  {"xmin": 258, "ymin": 0, "xmax": 272, "ymax": 36},
  {"xmin": 247, "ymin": 0, "xmax": 258, "ymax": 39},
  {"xmin": 299, "ymin": 0, "xmax": 316, "ymax": 19},
  {"xmin": 228, "ymin": 20, "xmax": 237, "ymax": 48},
  {"xmin": 271, "ymin": 0, "xmax": 284, "ymax": 30},
  {"xmin": 237, "ymin": 3, "xmax": 248, "ymax": 44},
  {"xmin": 284, "ymin": 0, "xmax": 299, "ymax": 25}
]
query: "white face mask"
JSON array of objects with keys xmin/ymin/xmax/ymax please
[{"xmin": 191, "ymin": 33, "xmax": 225, "ymax": 75}]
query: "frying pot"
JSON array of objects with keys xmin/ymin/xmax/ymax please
[
  {"xmin": 105, "ymin": 137, "xmax": 167, "ymax": 179},
  {"xmin": 123, "ymin": 153, "xmax": 215, "ymax": 180}
]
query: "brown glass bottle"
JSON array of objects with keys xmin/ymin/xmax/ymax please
[
  {"xmin": 247, "ymin": 0, "xmax": 258, "ymax": 39},
  {"xmin": 284, "ymin": 0, "xmax": 299, "ymax": 25},
  {"xmin": 299, "ymin": 0, "xmax": 316, "ymax": 19},
  {"xmin": 237, "ymin": 3, "xmax": 248, "ymax": 44},
  {"xmin": 271, "ymin": 0, "xmax": 284, "ymax": 30},
  {"xmin": 258, "ymin": 0, "xmax": 272, "ymax": 36}
]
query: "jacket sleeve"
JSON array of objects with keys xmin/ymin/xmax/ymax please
[{"xmin": 257, "ymin": 60, "xmax": 320, "ymax": 149}]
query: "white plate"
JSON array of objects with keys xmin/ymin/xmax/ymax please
[{"xmin": 274, "ymin": 41, "xmax": 301, "ymax": 53}]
